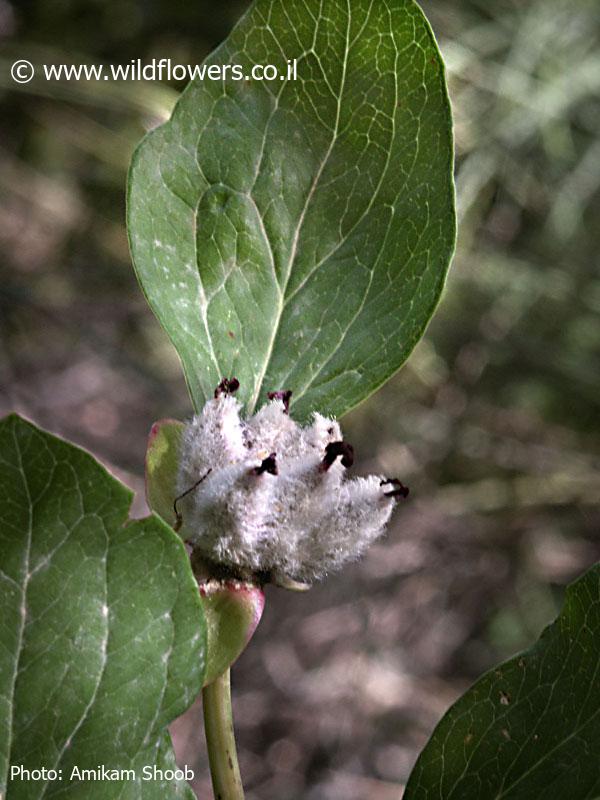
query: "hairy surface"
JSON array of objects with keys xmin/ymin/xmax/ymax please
[{"xmin": 177, "ymin": 393, "xmax": 397, "ymax": 582}]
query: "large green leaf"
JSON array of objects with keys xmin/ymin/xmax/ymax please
[
  {"xmin": 128, "ymin": 0, "xmax": 455, "ymax": 421},
  {"xmin": 404, "ymin": 563, "xmax": 600, "ymax": 800},
  {"xmin": 0, "ymin": 414, "xmax": 205, "ymax": 799}
]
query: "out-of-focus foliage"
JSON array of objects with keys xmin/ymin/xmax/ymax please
[{"xmin": 1, "ymin": 0, "xmax": 599, "ymax": 798}]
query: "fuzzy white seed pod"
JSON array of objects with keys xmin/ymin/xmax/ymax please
[{"xmin": 176, "ymin": 383, "xmax": 407, "ymax": 583}]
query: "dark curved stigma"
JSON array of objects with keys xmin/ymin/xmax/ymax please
[
  {"xmin": 267, "ymin": 389, "xmax": 293, "ymax": 414},
  {"xmin": 214, "ymin": 377, "xmax": 240, "ymax": 398},
  {"xmin": 321, "ymin": 441, "xmax": 355, "ymax": 471},
  {"xmin": 380, "ymin": 478, "xmax": 409, "ymax": 499},
  {"xmin": 254, "ymin": 453, "xmax": 278, "ymax": 476}
]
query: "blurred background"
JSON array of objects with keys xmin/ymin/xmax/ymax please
[{"xmin": 1, "ymin": 0, "xmax": 599, "ymax": 797}]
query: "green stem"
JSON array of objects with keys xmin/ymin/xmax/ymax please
[{"xmin": 202, "ymin": 668, "xmax": 245, "ymax": 800}]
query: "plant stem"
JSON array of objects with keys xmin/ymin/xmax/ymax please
[{"xmin": 202, "ymin": 668, "xmax": 245, "ymax": 800}]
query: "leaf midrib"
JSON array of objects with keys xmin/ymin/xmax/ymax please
[{"xmin": 247, "ymin": 0, "xmax": 352, "ymax": 413}]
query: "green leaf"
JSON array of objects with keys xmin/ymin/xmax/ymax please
[
  {"xmin": 0, "ymin": 414, "xmax": 205, "ymax": 799},
  {"xmin": 144, "ymin": 419, "xmax": 264, "ymax": 686},
  {"xmin": 128, "ymin": 0, "xmax": 455, "ymax": 421},
  {"xmin": 404, "ymin": 563, "xmax": 600, "ymax": 800},
  {"xmin": 145, "ymin": 418, "xmax": 185, "ymax": 528}
]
